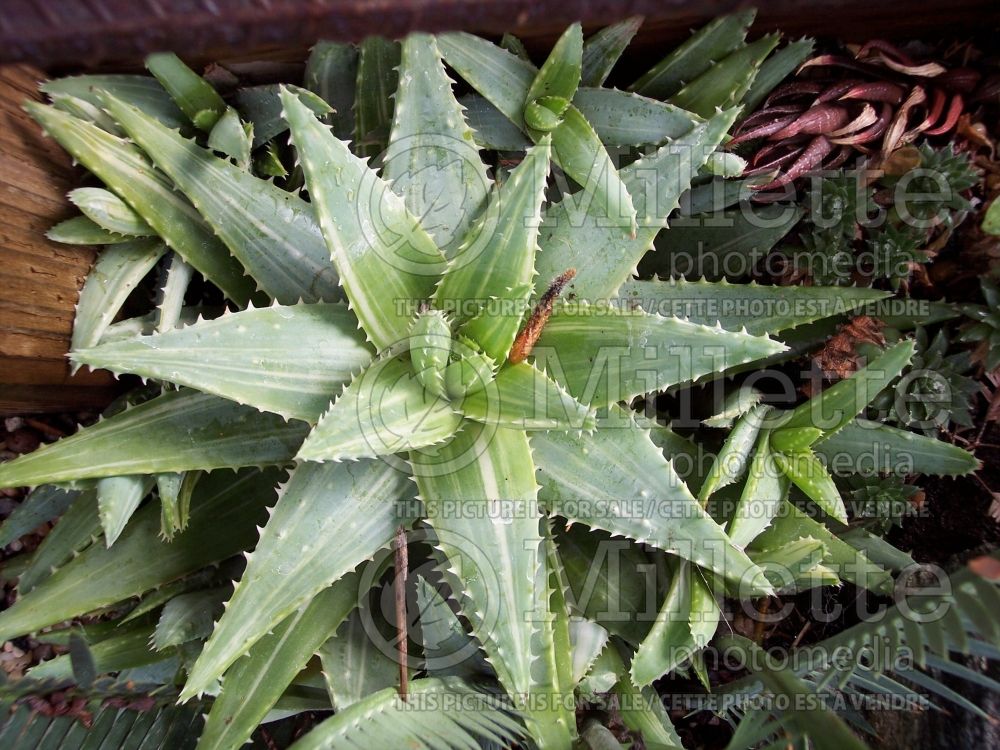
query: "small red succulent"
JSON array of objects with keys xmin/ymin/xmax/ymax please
[{"xmin": 732, "ymin": 39, "xmax": 982, "ymax": 193}]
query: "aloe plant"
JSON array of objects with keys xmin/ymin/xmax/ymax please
[{"xmin": 0, "ymin": 15, "xmax": 983, "ymax": 750}]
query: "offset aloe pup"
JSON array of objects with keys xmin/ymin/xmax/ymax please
[{"xmin": 0, "ymin": 13, "xmax": 982, "ymax": 750}]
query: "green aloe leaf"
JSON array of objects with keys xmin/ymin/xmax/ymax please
[
  {"xmin": 73, "ymin": 303, "xmax": 374, "ymax": 422},
  {"xmin": 415, "ymin": 576, "xmax": 491, "ymax": 678},
  {"xmin": 703, "ymin": 385, "xmax": 763, "ymax": 428},
  {"xmin": 748, "ymin": 537, "xmax": 831, "ymax": 592},
  {"xmin": 535, "ymin": 109, "xmax": 737, "ymax": 300},
  {"xmin": 0, "ymin": 485, "xmax": 77, "ymax": 549},
  {"xmin": 771, "ymin": 426, "xmax": 823, "ymax": 453},
  {"xmin": 69, "ymin": 187, "xmax": 155, "ymax": 236},
  {"xmin": 199, "ymin": 570, "xmax": 366, "ymax": 750},
  {"xmin": 318, "ymin": 603, "xmax": 400, "ymax": 710},
  {"xmin": 297, "ymin": 355, "xmax": 462, "ymax": 461},
  {"xmin": 288, "ymin": 677, "xmax": 525, "ymax": 750},
  {"xmin": 698, "ymin": 405, "xmax": 769, "ymax": 505},
  {"xmin": 49, "ymin": 92, "xmax": 124, "ymax": 136},
  {"xmin": 409, "ymin": 308, "xmax": 451, "ymax": 398},
  {"xmin": 157, "ymin": 471, "xmax": 198, "ymax": 540},
  {"xmin": 537, "ymin": 525, "xmax": 579, "ymax": 746},
  {"xmin": 532, "ymin": 407, "xmax": 772, "ymax": 594},
  {"xmin": 568, "ymin": 618, "xmax": 610, "ymax": 686},
  {"xmin": 629, "ymin": 10, "xmax": 755, "ymax": 98},
  {"xmin": 384, "ymin": 34, "xmax": 490, "ymax": 259},
  {"xmin": 24, "ymin": 103, "xmax": 255, "ymax": 305},
  {"xmin": 413, "ymin": 427, "xmax": 570, "ymax": 748},
  {"xmin": 181, "ymin": 460, "xmax": 414, "ymax": 700},
  {"xmin": 610, "ymin": 648, "xmax": 684, "ymax": 749},
  {"xmin": 145, "ymin": 52, "xmax": 227, "ymax": 131},
  {"xmin": 46, "ymin": 215, "xmax": 130, "ymax": 245},
  {"xmin": 0, "ymin": 390, "xmax": 307, "ymax": 487},
  {"xmin": 556, "ymin": 524, "xmax": 653, "ymax": 645},
  {"xmin": 773, "ymin": 450, "xmax": 847, "ymax": 523},
  {"xmin": 668, "ymin": 35, "xmax": 780, "ymax": 118},
  {"xmin": 282, "ymin": 88, "xmax": 447, "ymax": 349},
  {"xmin": 632, "ymin": 561, "xmax": 720, "ymax": 686},
  {"xmin": 101, "ymin": 92, "xmax": 341, "ymax": 305},
  {"xmin": 784, "ymin": 339, "xmax": 916, "ymax": 437},
  {"xmin": 741, "ymin": 38, "xmax": 816, "ymax": 112},
  {"xmin": 41, "ymin": 74, "xmax": 186, "ymax": 131},
  {"xmin": 727, "ymin": 434, "xmax": 786, "ymax": 549},
  {"xmin": 156, "ymin": 252, "xmax": 194, "ymax": 333},
  {"xmin": 437, "ymin": 32, "xmax": 535, "ymax": 127},
  {"xmin": 354, "ymin": 37, "xmax": 400, "ymax": 158},
  {"xmin": 525, "ymin": 23, "xmax": 582, "ymax": 112},
  {"xmin": 581, "ymin": 17, "xmax": 643, "ymax": 87},
  {"xmin": 17, "ymin": 489, "xmax": 100, "ymax": 595},
  {"xmin": 70, "ymin": 239, "xmax": 167, "ymax": 353},
  {"xmin": 549, "ymin": 105, "xmax": 637, "ymax": 232},
  {"xmin": 96, "ymin": 474, "xmax": 155, "ymax": 547},
  {"xmin": 153, "ymin": 586, "xmax": 228, "ymax": 650},
  {"xmin": 461, "ymin": 362, "xmax": 596, "ymax": 431},
  {"xmin": 233, "ymin": 84, "xmax": 332, "ymax": 148},
  {"xmin": 29, "ymin": 619, "xmax": 168, "ymax": 681},
  {"xmin": 304, "ymin": 41, "xmax": 358, "ymax": 140},
  {"xmin": 207, "ymin": 107, "xmax": 253, "ymax": 170},
  {"xmin": 438, "ymin": 31, "xmax": 637, "ymax": 233},
  {"xmin": 749, "ymin": 500, "xmax": 892, "ymax": 594},
  {"xmin": 814, "ymin": 419, "xmax": 979, "ymax": 477},
  {"xmin": 638, "ymin": 203, "xmax": 804, "ymax": 282},
  {"xmin": 458, "ymin": 94, "xmax": 532, "ymax": 150},
  {"xmin": 533, "ymin": 303, "xmax": 785, "ymax": 407},
  {"xmin": 618, "ymin": 279, "xmax": 891, "ymax": 337},
  {"xmin": 436, "ymin": 138, "xmax": 550, "ymax": 359},
  {"xmin": 572, "ymin": 88, "xmax": 700, "ymax": 147},
  {"xmin": 0, "ymin": 468, "xmax": 280, "ymax": 642}
]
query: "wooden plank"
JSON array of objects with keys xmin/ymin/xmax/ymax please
[
  {"xmin": 0, "ymin": 64, "xmax": 116, "ymax": 414},
  {"xmin": 0, "ymin": 0, "xmax": 994, "ymax": 69}
]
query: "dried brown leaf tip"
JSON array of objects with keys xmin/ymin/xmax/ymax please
[
  {"xmin": 812, "ymin": 315, "xmax": 886, "ymax": 381},
  {"xmin": 508, "ymin": 269, "xmax": 576, "ymax": 365}
]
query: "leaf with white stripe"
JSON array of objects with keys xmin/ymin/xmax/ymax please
[
  {"xmin": 199, "ymin": 568, "xmax": 369, "ymax": 750},
  {"xmin": 413, "ymin": 427, "xmax": 571, "ymax": 748},
  {"xmin": 0, "ymin": 468, "xmax": 281, "ymax": 642},
  {"xmin": 96, "ymin": 474, "xmax": 155, "ymax": 547},
  {"xmin": 298, "ymin": 355, "xmax": 462, "ymax": 462},
  {"xmin": 25, "ymin": 103, "xmax": 254, "ymax": 305},
  {"xmin": 581, "ymin": 17, "xmax": 643, "ymax": 87},
  {"xmin": 384, "ymin": 34, "xmax": 490, "ymax": 259},
  {"xmin": 534, "ymin": 108, "xmax": 736, "ymax": 300},
  {"xmin": 532, "ymin": 407, "xmax": 772, "ymax": 594},
  {"xmin": 181, "ymin": 460, "xmax": 414, "ymax": 700},
  {"xmin": 282, "ymin": 89, "xmax": 447, "ymax": 350},
  {"xmin": 631, "ymin": 561, "xmax": 720, "ymax": 686},
  {"xmin": 101, "ymin": 93, "xmax": 341, "ymax": 305},
  {"xmin": 318, "ymin": 602, "xmax": 400, "ymax": 710},
  {"xmin": 0, "ymin": 390, "xmax": 307, "ymax": 487},
  {"xmin": 74, "ymin": 303, "xmax": 373, "ymax": 423},
  {"xmin": 572, "ymin": 87, "xmax": 699, "ymax": 147},
  {"xmin": 436, "ymin": 138, "xmax": 550, "ymax": 359},
  {"xmin": 71, "ymin": 239, "xmax": 167, "ymax": 353},
  {"xmin": 533, "ymin": 303, "xmax": 786, "ymax": 408},
  {"xmin": 461, "ymin": 362, "xmax": 595, "ymax": 431}
]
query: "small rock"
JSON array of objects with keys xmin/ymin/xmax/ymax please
[{"xmin": 7, "ymin": 428, "xmax": 40, "ymax": 454}]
